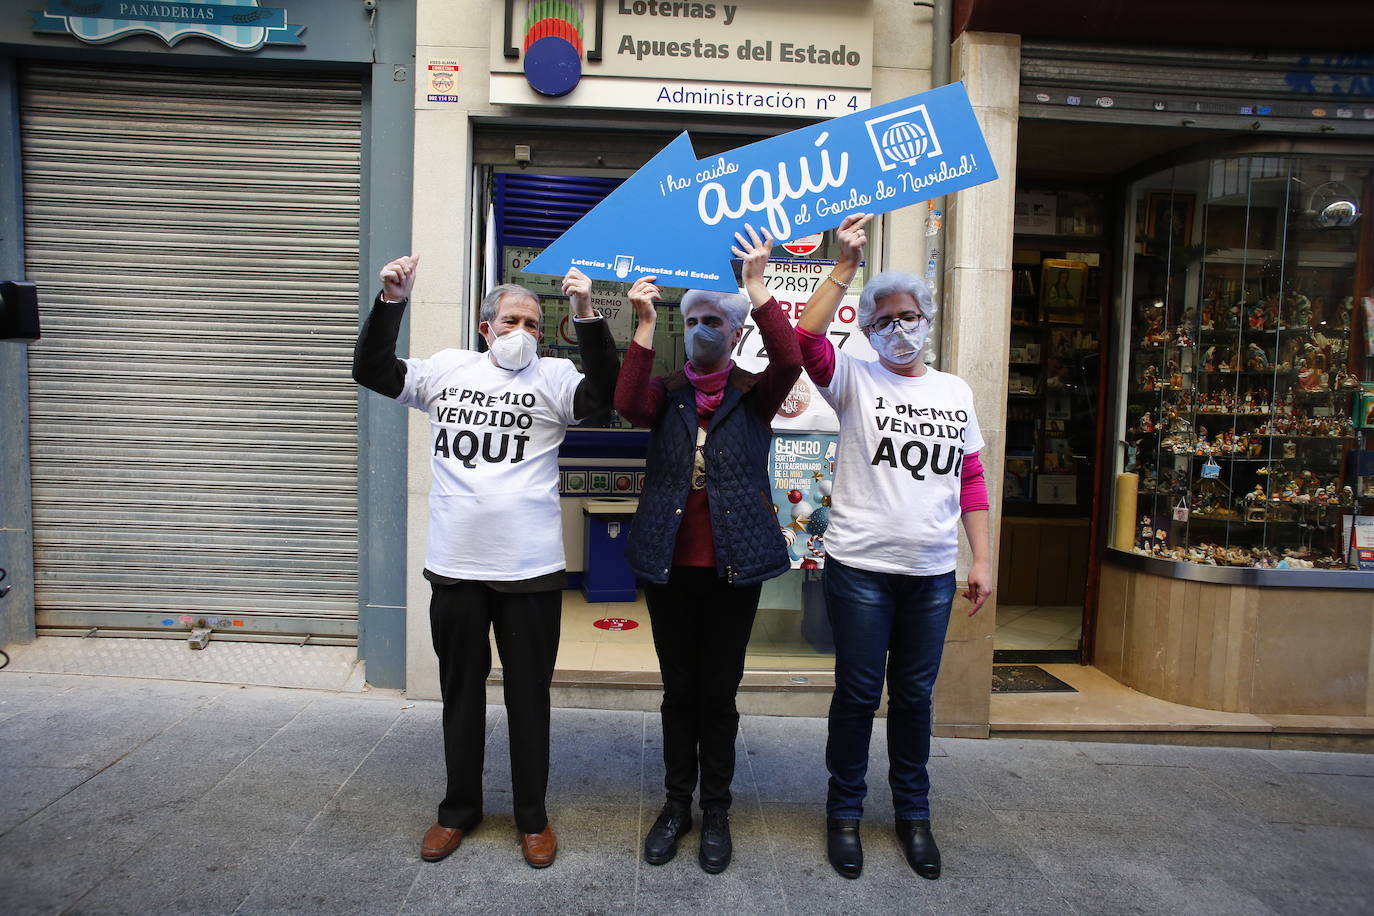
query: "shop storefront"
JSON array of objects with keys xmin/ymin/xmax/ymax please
[
  {"xmin": 954, "ymin": 0, "xmax": 1374, "ymax": 723},
  {"xmin": 398, "ymin": 0, "xmax": 1018, "ymax": 729},
  {"xmin": 1101, "ymin": 148, "xmax": 1373, "ymax": 716},
  {"xmin": 0, "ymin": 3, "xmax": 416, "ymax": 685}
]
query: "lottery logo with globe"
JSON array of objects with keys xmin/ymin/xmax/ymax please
[
  {"xmin": 864, "ymin": 103, "xmax": 944, "ymax": 172},
  {"xmin": 879, "ymin": 121, "xmax": 930, "ymax": 167}
]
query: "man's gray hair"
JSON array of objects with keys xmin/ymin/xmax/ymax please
[
  {"xmin": 856, "ymin": 271, "xmax": 938, "ymax": 329},
  {"xmin": 679, "ymin": 289, "xmax": 750, "ymax": 329},
  {"xmin": 480, "ymin": 283, "xmax": 541, "ymax": 324}
]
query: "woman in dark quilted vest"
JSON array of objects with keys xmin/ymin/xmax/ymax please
[{"xmin": 615, "ymin": 224, "xmax": 801, "ymax": 875}]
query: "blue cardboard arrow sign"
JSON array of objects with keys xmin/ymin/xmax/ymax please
[{"xmin": 525, "ymin": 82, "xmax": 997, "ymax": 292}]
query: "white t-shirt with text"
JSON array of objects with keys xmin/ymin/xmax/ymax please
[
  {"xmin": 818, "ymin": 352, "xmax": 985, "ymax": 576},
  {"xmin": 399, "ymin": 349, "xmax": 582, "ymax": 580}
]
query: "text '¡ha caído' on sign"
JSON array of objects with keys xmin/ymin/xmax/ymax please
[{"xmin": 696, "ymin": 131, "xmax": 848, "ymax": 242}]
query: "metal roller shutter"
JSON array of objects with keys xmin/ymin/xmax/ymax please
[{"xmin": 21, "ymin": 63, "xmax": 362, "ymax": 639}]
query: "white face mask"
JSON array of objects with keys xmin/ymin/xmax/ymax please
[
  {"xmin": 870, "ymin": 322, "xmax": 927, "ymax": 366},
  {"xmin": 488, "ymin": 328, "xmax": 537, "ymax": 371}
]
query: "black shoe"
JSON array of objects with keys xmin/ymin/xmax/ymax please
[
  {"xmin": 896, "ymin": 818, "xmax": 941, "ymax": 880},
  {"xmin": 643, "ymin": 802, "xmax": 692, "ymax": 865},
  {"xmin": 826, "ymin": 817, "xmax": 863, "ymax": 879},
  {"xmin": 698, "ymin": 808, "xmax": 732, "ymax": 874}
]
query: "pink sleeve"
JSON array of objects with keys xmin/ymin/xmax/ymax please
[
  {"xmin": 794, "ymin": 325, "xmax": 835, "ymax": 387},
  {"xmin": 961, "ymin": 452, "xmax": 990, "ymax": 513}
]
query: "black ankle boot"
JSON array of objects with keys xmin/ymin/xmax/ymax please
[
  {"xmin": 826, "ymin": 817, "xmax": 863, "ymax": 879},
  {"xmin": 896, "ymin": 818, "xmax": 941, "ymax": 880},
  {"xmin": 698, "ymin": 808, "xmax": 732, "ymax": 873},
  {"xmin": 643, "ymin": 802, "xmax": 692, "ymax": 865}
]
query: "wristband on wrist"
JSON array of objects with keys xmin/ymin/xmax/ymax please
[
  {"xmin": 825, "ymin": 275, "xmax": 850, "ymax": 291},
  {"xmin": 381, "ymin": 295, "xmax": 406, "ymax": 305}
]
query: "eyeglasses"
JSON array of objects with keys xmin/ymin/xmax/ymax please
[{"xmin": 866, "ymin": 313, "xmax": 927, "ymax": 336}]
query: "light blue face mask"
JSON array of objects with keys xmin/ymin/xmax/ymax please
[{"xmin": 685, "ymin": 322, "xmax": 729, "ymax": 366}]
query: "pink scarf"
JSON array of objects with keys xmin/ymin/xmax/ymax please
[{"xmin": 683, "ymin": 360, "xmax": 733, "ymax": 417}]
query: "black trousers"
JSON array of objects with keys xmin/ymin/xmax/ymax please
[
  {"xmin": 429, "ymin": 580, "xmax": 561, "ymax": 834},
  {"xmin": 644, "ymin": 567, "xmax": 761, "ymax": 811}
]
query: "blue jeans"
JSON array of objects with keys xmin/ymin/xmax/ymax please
[{"xmin": 824, "ymin": 558, "xmax": 956, "ymax": 821}]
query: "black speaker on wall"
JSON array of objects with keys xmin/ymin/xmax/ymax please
[{"xmin": 0, "ymin": 281, "xmax": 40, "ymax": 342}]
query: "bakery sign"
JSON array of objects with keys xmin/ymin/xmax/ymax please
[
  {"xmin": 491, "ymin": 0, "xmax": 873, "ymax": 117},
  {"xmin": 30, "ymin": 0, "xmax": 305, "ymax": 50}
]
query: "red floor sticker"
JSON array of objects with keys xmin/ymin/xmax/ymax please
[{"xmin": 593, "ymin": 618, "xmax": 639, "ymax": 631}]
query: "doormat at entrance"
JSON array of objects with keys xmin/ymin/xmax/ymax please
[{"xmin": 991, "ymin": 664, "xmax": 1077, "ymax": 694}]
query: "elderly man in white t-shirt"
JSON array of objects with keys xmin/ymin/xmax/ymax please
[{"xmin": 352, "ymin": 255, "xmax": 618, "ymax": 870}]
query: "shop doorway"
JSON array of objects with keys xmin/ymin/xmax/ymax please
[
  {"xmin": 996, "ymin": 189, "xmax": 1108, "ymax": 662},
  {"xmin": 474, "ymin": 129, "xmax": 870, "ymax": 674}
]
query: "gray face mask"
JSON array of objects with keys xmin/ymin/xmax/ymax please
[{"xmin": 685, "ymin": 323, "xmax": 730, "ymax": 366}]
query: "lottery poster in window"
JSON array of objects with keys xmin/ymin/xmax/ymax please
[
  {"xmin": 733, "ymin": 259, "xmax": 878, "ymax": 433},
  {"xmin": 769, "ymin": 433, "xmax": 839, "ymax": 569},
  {"xmin": 505, "ymin": 244, "xmax": 685, "ymax": 351}
]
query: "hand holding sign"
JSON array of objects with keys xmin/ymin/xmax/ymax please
[
  {"xmin": 627, "ymin": 275, "xmax": 661, "ymax": 349},
  {"xmin": 561, "ymin": 266, "xmax": 593, "ymax": 318},
  {"xmin": 835, "ymin": 213, "xmax": 872, "ymax": 268},
  {"xmin": 731, "ymin": 224, "xmax": 774, "ymax": 308},
  {"xmin": 525, "ymin": 82, "xmax": 996, "ymax": 291}
]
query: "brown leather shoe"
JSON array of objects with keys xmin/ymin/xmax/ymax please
[
  {"xmin": 520, "ymin": 824, "xmax": 558, "ymax": 868},
  {"xmin": 421, "ymin": 821, "xmax": 474, "ymax": 862}
]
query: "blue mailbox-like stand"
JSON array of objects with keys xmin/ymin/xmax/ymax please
[{"xmin": 582, "ymin": 498, "xmax": 639, "ymax": 602}]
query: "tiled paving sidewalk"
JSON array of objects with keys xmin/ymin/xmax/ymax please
[{"xmin": 1, "ymin": 671, "xmax": 1370, "ymax": 915}]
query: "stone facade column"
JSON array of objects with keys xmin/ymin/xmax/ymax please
[{"xmin": 934, "ymin": 31, "xmax": 1020, "ymax": 737}]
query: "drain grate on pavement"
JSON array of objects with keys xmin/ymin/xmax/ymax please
[{"xmin": 991, "ymin": 664, "xmax": 1077, "ymax": 694}]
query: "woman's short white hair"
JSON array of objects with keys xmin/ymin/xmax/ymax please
[
  {"xmin": 856, "ymin": 271, "xmax": 937, "ymax": 329},
  {"xmin": 679, "ymin": 289, "xmax": 750, "ymax": 330}
]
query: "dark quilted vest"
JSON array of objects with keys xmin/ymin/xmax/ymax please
[{"xmin": 625, "ymin": 367, "xmax": 790, "ymax": 586}]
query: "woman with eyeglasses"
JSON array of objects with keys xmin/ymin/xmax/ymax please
[
  {"xmin": 615, "ymin": 225, "xmax": 801, "ymax": 874},
  {"xmin": 794, "ymin": 213, "xmax": 993, "ymax": 882}
]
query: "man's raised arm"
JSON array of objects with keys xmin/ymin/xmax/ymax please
[{"xmin": 353, "ymin": 254, "xmax": 418, "ymax": 399}]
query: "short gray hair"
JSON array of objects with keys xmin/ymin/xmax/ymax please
[
  {"xmin": 480, "ymin": 283, "xmax": 541, "ymax": 324},
  {"xmin": 856, "ymin": 271, "xmax": 937, "ymax": 330},
  {"xmin": 679, "ymin": 289, "xmax": 750, "ymax": 329}
]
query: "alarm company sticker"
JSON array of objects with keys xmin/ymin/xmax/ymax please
[{"xmin": 428, "ymin": 60, "xmax": 460, "ymax": 103}]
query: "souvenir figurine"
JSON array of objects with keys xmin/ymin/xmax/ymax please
[
  {"xmin": 1248, "ymin": 305, "xmax": 1267, "ymax": 330},
  {"xmin": 1145, "ymin": 313, "xmax": 1171, "ymax": 347},
  {"xmin": 1139, "ymin": 364, "xmax": 1159, "ymax": 391},
  {"xmin": 1203, "ymin": 346, "xmax": 1217, "ymax": 372},
  {"xmin": 1200, "ymin": 301, "xmax": 1216, "ymax": 330},
  {"xmin": 1296, "ymin": 358, "xmax": 1316, "ymax": 391},
  {"xmin": 1288, "ymin": 293, "xmax": 1312, "ymax": 329},
  {"xmin": 1246, "ymin": 342, "xmax": 1269, "ymax": 370}
]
